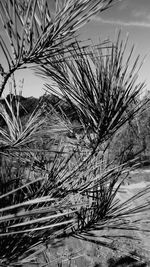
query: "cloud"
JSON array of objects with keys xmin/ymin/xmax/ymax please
[
  {"xmin": 131, "ymin": 8, "xmax": 150, "ymax": 22},
  {"xmin": 132, "ymin": 10, "xmax": 147, "ymax": 18},
  {"xmin": 94, "ymin": 16, "xmax": 150, "ymax": 28}
]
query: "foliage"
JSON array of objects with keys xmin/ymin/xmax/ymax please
[
  {"xmin": 0, "ymin": 0, "xmax": 116, "ymax": 96},
  {"xmin": 37, "ymin": 34, "xmax": 145, "ymax": 147},
  {"xmin": 0, "ymin": 0, "xmax": 150, "ymax": 266},
  {"xmin": 0, "ymin": 94, "xmax": 46, "ymax": 149},
  {"xmin": 1, "ymin": 139, "xmax": 150, "ymax": 266}
]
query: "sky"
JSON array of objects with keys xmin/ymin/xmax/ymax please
[{"xmin": 13, "ymin": 0, "xmax": 150, "ymax": 97}]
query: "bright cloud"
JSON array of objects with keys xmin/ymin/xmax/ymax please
[
  {"xmin": 96, "ymin": 0, "xmax": 150, "ymax": 29},
  {"xmin": 94, "ymin": 16, "xmax": 150, "ymax": 28}
]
